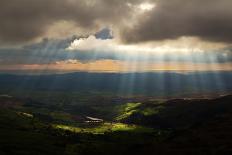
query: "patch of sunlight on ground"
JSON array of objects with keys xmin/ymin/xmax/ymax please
[
  {"xmin": 116, "ymin": 103, "xmax": 142, "ymax": 120},
  {"xmin": 53, "ymin": 122, "xmax": 153, "ymax": 134}
]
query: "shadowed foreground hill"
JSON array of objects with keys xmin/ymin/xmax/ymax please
[
  {"xmin": 135, "ymin": 111, "xmax": 232, "ymax": 155},
  {"xmin": 0, "ymin": 95, "xmax": 232, "ymax": 155},
  {"xmin": 120, "ymin": 95, "xmax": 232, "ymax": 129}
]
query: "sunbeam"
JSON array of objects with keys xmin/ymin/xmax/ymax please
[{"xmin": 1, "ymin": 0, "xmax": 232, "ymax": 154}]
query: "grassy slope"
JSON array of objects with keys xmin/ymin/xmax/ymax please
[
  {"xmin": 0, "ymin": 96, "xmax": 165, "ymax": 155},
  {"xmin": 0, "ymin": 95, "xmax": 232, "ymax": 154}
]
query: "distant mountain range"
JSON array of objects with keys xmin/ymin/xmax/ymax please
[{"xmin": 0, "ymin": 71, "xmax": 231, "ymax": 96}]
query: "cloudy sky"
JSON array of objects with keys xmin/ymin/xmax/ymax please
[{"xmin": 0, "ymin": 0, "xmax": 232, "ymax": 73}]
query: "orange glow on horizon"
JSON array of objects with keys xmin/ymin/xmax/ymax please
[{"xmin": 0, "ymin": 60, "xmax": 232, "ymax": 73}]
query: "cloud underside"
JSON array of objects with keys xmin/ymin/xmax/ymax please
[
  {"xmin": 0, "ymin": 0, "xmax": 232, "ymax": 44},
  {"xmin": 121, "ymin": 0, "xmax": 232, "ymax": 43}
]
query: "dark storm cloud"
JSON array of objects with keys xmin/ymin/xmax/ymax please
[
  {"xmin": 1, "ymin": 0, "xmax": 232, "ymax": 45},
  {"xmin": 0, "ymin": 0, "xmax": 143, "ymax": 44},
  {"xmin": 122, "ymin": 0, "xmax": 232, "ymax": 43}
]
